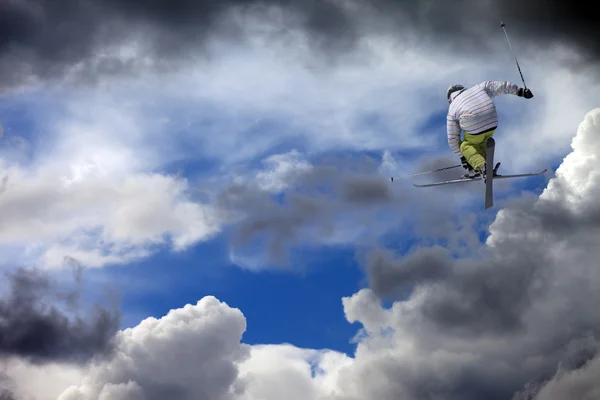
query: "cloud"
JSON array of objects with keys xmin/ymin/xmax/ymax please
[
  {"xmin": 524, "ymin": 353, "xmax": 600, "ymax": 400},
  {"xmin": 0, "ymin": 267, "xmax": 120, "ymax": 364},
  {"xmin": 0, "ymin": 0, "xmax": 358, "ymax": 90},
  {"xmin": 254, "ymin": 150, "xmax": 313, "ymax": 193},
  {"xmin": 236, "ymin": 344, "xmax": 352, "ymax": 400},
  {"xmin": 3, "ymin": 294, "xmax": 354, "ymax": 400},
  {"xmin": 2, "ymin": 360, "xmax": 83, "ymax": 400},
  {"xmin": 55, "ymin": 296, "xmax": 249, "ymax": 400},
  {"xmin": 0, "ymin": 88, "xmax": 227, "ymax": 268},
  {"xmin": 375, "ymin": 0, "xmax": 599, "ymax": 67},
  {"xmin": 219, "ymin": 152, "xmax": 420, "ymax": 268},
  {"xmin": 343, "ymin": 108, "xmax": 600, "ymax": 399},
  {"xmin": 128, "ymin": 20, "xmax": 599, "ymax": 174},
  {"xmin": 0, "ymin": 164, "xmax": 223, "ymax": 268},
  {"xmin": 1, "ymin": 0, "xmax": 598, "ymax": 91},
  {"xmin": 366, "ymin": 246, "xmax": 452, "ymax": 298},
  {"xmin": 0, "ymin": 390, "xmax": 15, "ymax": 400}
]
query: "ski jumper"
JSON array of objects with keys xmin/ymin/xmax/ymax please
[{"xmin": 447, "ymin": 80, "xmax": 520, "ymax": 171}]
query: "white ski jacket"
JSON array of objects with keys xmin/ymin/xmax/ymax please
[{"xmin": 446, "ymin": 80, "xmax": 519, "ymax": 156}]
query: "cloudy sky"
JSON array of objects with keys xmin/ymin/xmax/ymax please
[{"xmin": 0, "ymin": 0, "xmax": 599, "ymax": 399}]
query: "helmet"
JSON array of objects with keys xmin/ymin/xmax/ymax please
[{"xmin": 446, "ymin": 84, "xmax": 465, "ymax": 103}]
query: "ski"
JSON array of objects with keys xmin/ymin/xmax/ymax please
[
  {"xmin": 484, "ymin": 138, "xmax": 495, "ymax": 209},
  {"xmin": 412, "ymin": 176, "xmax": 481, "ymax": 187},
  {"xmin": 494, "ymin": 169, "xmax": 547, "ymax": 179},
  {"xmin": 390, "ymin": 164, "xmax": 462, "ymax": 181},
  {"xmin": 413, "ymin": 168, "xmax": 547, "ymax": 187}
]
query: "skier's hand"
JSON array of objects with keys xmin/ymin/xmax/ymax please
[
  {"xmin": 517, "ymin": 87, "xmax": 533, "ymax": 99},
  {"xmin": 460, "ymin": 156, "xmax": 471, "ymax": 170}
]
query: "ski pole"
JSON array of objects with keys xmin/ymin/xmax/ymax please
[
  {"xmin": 500, "ymin": 21, "xmax": 527, "ymax": 89},
  {"xmin": 390, "ymin": 164, "xmax": 462, "ymax": 182}
]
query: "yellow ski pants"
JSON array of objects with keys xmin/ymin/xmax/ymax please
[{"xmin": 460, "ymin": 130, "xmax": 495, "ymax": 171}]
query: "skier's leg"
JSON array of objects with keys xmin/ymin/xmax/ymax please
[
  {"xmin": 460, "ymin": 133, "xmax": 486, "ymax": 171},
  {"xmin": 476, "ymin": 130, "xmax": 496, "ymax": 159}
]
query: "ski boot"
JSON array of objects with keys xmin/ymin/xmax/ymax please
[
  {"xmin": 461, "ymin": 170, "xmax": 481, "ymax": 180},
  {"xmin": 478, "ymin": 163, "xmax": 487, "ymax": 184},
  {"xmin": 461, "ymin": 162, "xmax": 480, "ymax": 180}
]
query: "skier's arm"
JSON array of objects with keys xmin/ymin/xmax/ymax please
[
  {"xmin": 447, "ymin": 115, "xmax": 462, "ymax": 157},
  {"xmin": 480, "ymin": 80, "xmax": 520, "ymax": 98}
]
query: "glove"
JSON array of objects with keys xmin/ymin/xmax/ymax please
[
  {"xmin": 460, "ymin": 156, "xmax": 472, "ymax": 171},
  {"xmin": 517, "ymin": 87, "xmax": 533, "ymax": 99}
]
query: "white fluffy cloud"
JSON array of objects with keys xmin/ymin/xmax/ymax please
[
  {"xmin": 254, "ymin": 150, "xmax": 313, "ymax": 193},
  {"xmin": 236, "ymin": 344, "xmax": 352, "ymax": 400},
  {"xmin": 54, "ymin": 296, "xmax": 249, "ymax": 400},
  {"xmin": 0, "ymin": 163, "xmax": 223, "ymax": 268},
  {"xmin": 3, "ymin": 359, "xmax": 84, "ymax": 400}
]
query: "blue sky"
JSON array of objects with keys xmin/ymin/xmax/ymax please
[{"xmin": 98, "ymin": 237, "xmax": 365, "ymax": 355}]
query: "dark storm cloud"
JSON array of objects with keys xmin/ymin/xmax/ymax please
[
  {"xmin": 0, "ymin": 267, "xmax": 120, "ymax": 364},
  {"xmin": 378, "ymin": 0, "xmax": 598, "ymax": 51},
  {"xmin": 518, "ymin": 352, "xmax": 600, "ymax": 400},
  {"xmin": 366, "ymin": 246, "xmax": 452, "ymax": 296},
  {"xmin": 226, "ymin": 187, "xmax": 330, "ymax": 265},
  {"xmin": 367, "ymin": 162, "xmax": 600, "ymax": 335},
  {"xmin": 367, "ymin": 240, "xmax": 551, "ymax": 336},
  {"xmin": 360, "ymin": 122, "xmax": 600, "ymax": 400},
  {"xmin": 0, "ymin": 0, "xmax": 598, "ymax": 89},
  {"xmin": 357, "ymin": 212, "xmax": 600, "ymax": 400},
  {"xmin": 0, "ymin": 0, "xmax": 359, "ymax": 90},
  {"xmin": 512, "ymin": 335, "xmax": 600, "ymax": 400}
]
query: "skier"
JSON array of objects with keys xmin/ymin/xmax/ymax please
[{"xmin": 446, "ymin": 81, "xmax": 533, "ymax": 180}]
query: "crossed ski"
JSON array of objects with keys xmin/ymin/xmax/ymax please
[{"xmin": 400, "ymin": 138, "xmax": 547, "ymax": 210}]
